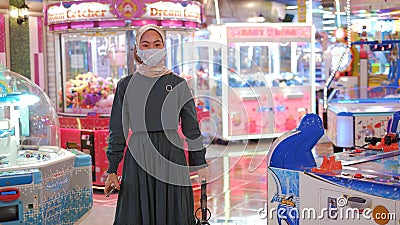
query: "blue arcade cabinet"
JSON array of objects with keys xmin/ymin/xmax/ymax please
[
  {"xmin": 267, "ymin": 114, "xmax": 324, "ymax": 225},
  {"xmin": 0, "ymin": 65, "xmax": 93, "ymax": 225},
  {"xmin": 267, "ymin": 113, "xmax": 400, "ymax": 225}
]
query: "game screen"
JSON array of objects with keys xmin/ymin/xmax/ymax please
[{"xmin": 0, "ymin": 205, "xmax": 19, "ymax": 222}]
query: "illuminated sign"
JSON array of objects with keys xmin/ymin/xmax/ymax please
[
  {"xmin": 393, "ymin": 20, "xmax": 400, "ymax": 32},
  {"xmin": 112, "ymin": 0, "xmax": 143, "ymax": 19},
  {"xmin": 47, "ymin": 2, "xmax": 114, "ymax": 24},
  {"xmin": 47, "ymin": 1, "xmax": 201, "ymax": 24},
  {"xmin": 352, "ymin": 19, "xmax": 396, "ymax": 33},
  {"xmin": 227, "ymin": 26, "xmax": 312, "ymax": 40},
  {"xmin": 141, "ymin": 2, "xmax": 201, "ymax": 22}
]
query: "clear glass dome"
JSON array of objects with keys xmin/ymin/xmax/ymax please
[{"xmin": 0, "ymin": 65, "xmax": 60, "ymax": 168}]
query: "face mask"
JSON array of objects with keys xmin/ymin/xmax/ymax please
[{"xmin": 137, "ymin": 48, "xmax": 166, "ymax": 66}]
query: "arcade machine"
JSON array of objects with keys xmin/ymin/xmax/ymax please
[
  {"xmin": 202, "ymin": 23, "xmax": 316, "ymax": 141},
  {"xmin": 45, "ymin": 0, "xmax": 205, "ymax": 185},
  {"xmin": 0, "ymin": 66, "xmax": 92, "ymax": 224},
  {"xmin": 350, "ymin": 19, "xmax": 400, "ymax": 91},
  {"xmin": 325, "ymin": 86, "xmax": 400, "ymax": 150},
  {"xmin": 267, "ymin": 113, "xmax": 400, "ymax": 225},
  {"xmin": 322, "ymin": 25, "xmax": 400, "ymax": 151}
]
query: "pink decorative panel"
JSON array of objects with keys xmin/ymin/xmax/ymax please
[
  {"xmin": 97, "ymin": 20, "xmax": 125, "ymax": 28},
  {"xmin": 130, "ymin": 20, "xmax": 158, "ymax": 26},
  {"xmin": 38, "ymin": 17, "xmax": 43, "ymax": 53},
  {"xmin": 70, "ymin": 21, "xmax": 94, "ymax": 29},
  {"xmin": 0, "ymin": 14, "xmax": 5, "ymax": 53},
  {"xmin": 184, "ymin": 21, "xmax": 198, "ymax": 28},
  {"xmin": 34, "ymin": 54, "xmax": 39, "ymax": 86},
  {"xmin": 52, "ymin": 24, "xmax": 69, "ymax": 30},
  {"xmin": 161, "ymin": 20, "xmax": 183, "ymax": 27}
]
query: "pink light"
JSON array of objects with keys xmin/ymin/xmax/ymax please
[
  {"xmin": 131, "ymin": 20, "xmax": 158, "ymax": 26},
  {"xmin": 161, "ymin": 20, "xmax": 182, "ymax": 27}
]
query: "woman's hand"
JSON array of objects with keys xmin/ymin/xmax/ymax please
[
  {"xmin": 197, "ymin": 167, "xmax": 210, "ymax": 183},
  {"xmin": 104, "ymin": 173, "xmax": 120, "ymax": 196}
]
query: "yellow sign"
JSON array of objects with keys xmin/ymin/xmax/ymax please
[
  {"xmin": 394, "ymin": 20, "xmax": 400, "ymax": 32},
  {"xmin": 297, "ymin": 0, "xmax": 306, "ymax": 23}
]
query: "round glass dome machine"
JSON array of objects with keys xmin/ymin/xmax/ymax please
[{"xmin": 0, "ymin": 65, "xmax": 61, "ymax": 168}]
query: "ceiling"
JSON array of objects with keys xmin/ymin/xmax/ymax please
[
  {"xmin": 341, "ymin": 0, "xmax": 400, "ymax": 19},
  {"xmin": 202, "ymin": 0, "xmax": 400, "ymax": 23},
  {"xmin": 345, "ymin": 0, "xmax": 400, "ymax": 11},
  {"xmin": 272, "ymin": 0, "xmax": 400, "ymax": 10},
  {"xmin": 203, "ymin": 0, "xmax": 294, "ymax": 23},
  {"xmin": 268, "ymin": 0, "xmax": 299, "ymax": 5}
]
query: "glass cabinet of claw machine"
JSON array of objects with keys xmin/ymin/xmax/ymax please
[
  {"xmin": 0, "ymin": 66, "xmax": 61, "ymax": 168},
  {"xmin": 56, "ymin": 31, "xmax": 129, "ymax": 116},
  {"xmin": 0, "ymin": 66, "xmax": 93, "ymax": 225},
  {"xmin": 204, "ymin": 23, "xmax": 316, "ymax": 140}
]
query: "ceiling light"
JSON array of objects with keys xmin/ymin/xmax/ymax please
[
  {"xmin": 246, "ymin": 2, "xmax": 255, "ymax": 8},
  {"xmin": 323, "ymin": 14, "xmax": 336, "ymax": 19},
  {"xmin": 286, "ymin": 6, "xmax": 298, "ymax": 10},
  {"xmin": 247, "ymin": 15, "xmax": 265, "ymax": 23},
  {"xmin": 323, "ymin": 20, "xmax": 336, "ymax": 25}
]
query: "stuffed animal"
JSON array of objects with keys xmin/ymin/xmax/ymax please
[{"xmin": 60, "ymin": 72, "xmax": 117, "ymax": 109}]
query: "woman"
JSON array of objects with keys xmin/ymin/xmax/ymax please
[{"xmin": 105, "ymin": 24, "xmax": 209, "ymax": 225}]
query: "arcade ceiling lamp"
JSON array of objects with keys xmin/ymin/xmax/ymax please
[
  {"xmin": 9, "ymin": 1, "xmax": 30, "ymax": 25},
  {"xmin": 247, "ymin": 14, "xmax": 266, "ymax": 23}
]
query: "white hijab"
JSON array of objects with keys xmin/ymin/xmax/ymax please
[{"xmin": 135, "ymin": 24, "xmax": 171, "ymax": 77}]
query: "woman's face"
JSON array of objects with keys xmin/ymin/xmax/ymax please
[{"xmin": 139, "ymin": 30, "xmax": 164, "ymax": 50}]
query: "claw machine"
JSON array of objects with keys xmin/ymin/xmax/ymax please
[
  {"xmin": 45, "ymin": 0, "xmax": 203, "ymax": 185},
  {"xmin": 0, "ymin": 66, "xmax": 92, "ymax": 224},
  {"xmin": 202, "ymin": 23, "xmax": 316, "ymax": 140}
]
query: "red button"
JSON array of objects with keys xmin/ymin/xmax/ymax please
[
  {"xmin": 354, "ymin": 173, "xmax": 363, "ymax": 178},
  {"xmin": 354, "ymin": 149, "xmax": 362, "ymax": 153}
]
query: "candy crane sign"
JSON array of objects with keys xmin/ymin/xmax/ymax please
[{"xmin": 46, "ymin": 2, "xmax": 114, "ymax": 24}]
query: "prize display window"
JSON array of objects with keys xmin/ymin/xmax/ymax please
[{"xmin": 198, "ymin": 23, "xmax": 316, "ymax": 140}]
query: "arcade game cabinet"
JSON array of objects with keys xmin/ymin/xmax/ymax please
[
  {"xmin": 0, "ymin": 66, "xmax": 92, "ymax": 224},
  {"xmin": 268, "ymin": 113, "xmax": 400, "ymax": 225}
]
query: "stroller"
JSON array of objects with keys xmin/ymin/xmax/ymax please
[{"xmin": 195, "ymin": 180, "xmax": 211, "ymax": 225}]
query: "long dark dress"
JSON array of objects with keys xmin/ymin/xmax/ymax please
[{"xmin": 106, "ymin": 73, "xmax": 207, "ymax": 225}]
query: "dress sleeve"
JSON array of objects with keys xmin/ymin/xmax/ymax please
[
  {"xmin": 179, "ymin": 80, "xmax": 207, "ymax": 171},
  {"xmin": 106, "ymin": 80, "xmax": 127, "ymax": 173}
]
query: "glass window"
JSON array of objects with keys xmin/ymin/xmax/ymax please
[{"xmin": 59, "ymin": 32, "xmax": 128, "ymax": 114}]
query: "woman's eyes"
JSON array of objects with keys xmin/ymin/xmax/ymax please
[{"xmin": 140, "ymin": 43, "xmax": 163, "ymax": 48}]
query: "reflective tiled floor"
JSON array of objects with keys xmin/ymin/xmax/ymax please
[{"xmin": 75, "ymin": 138, "xmax": 333, "ymax": 225}]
